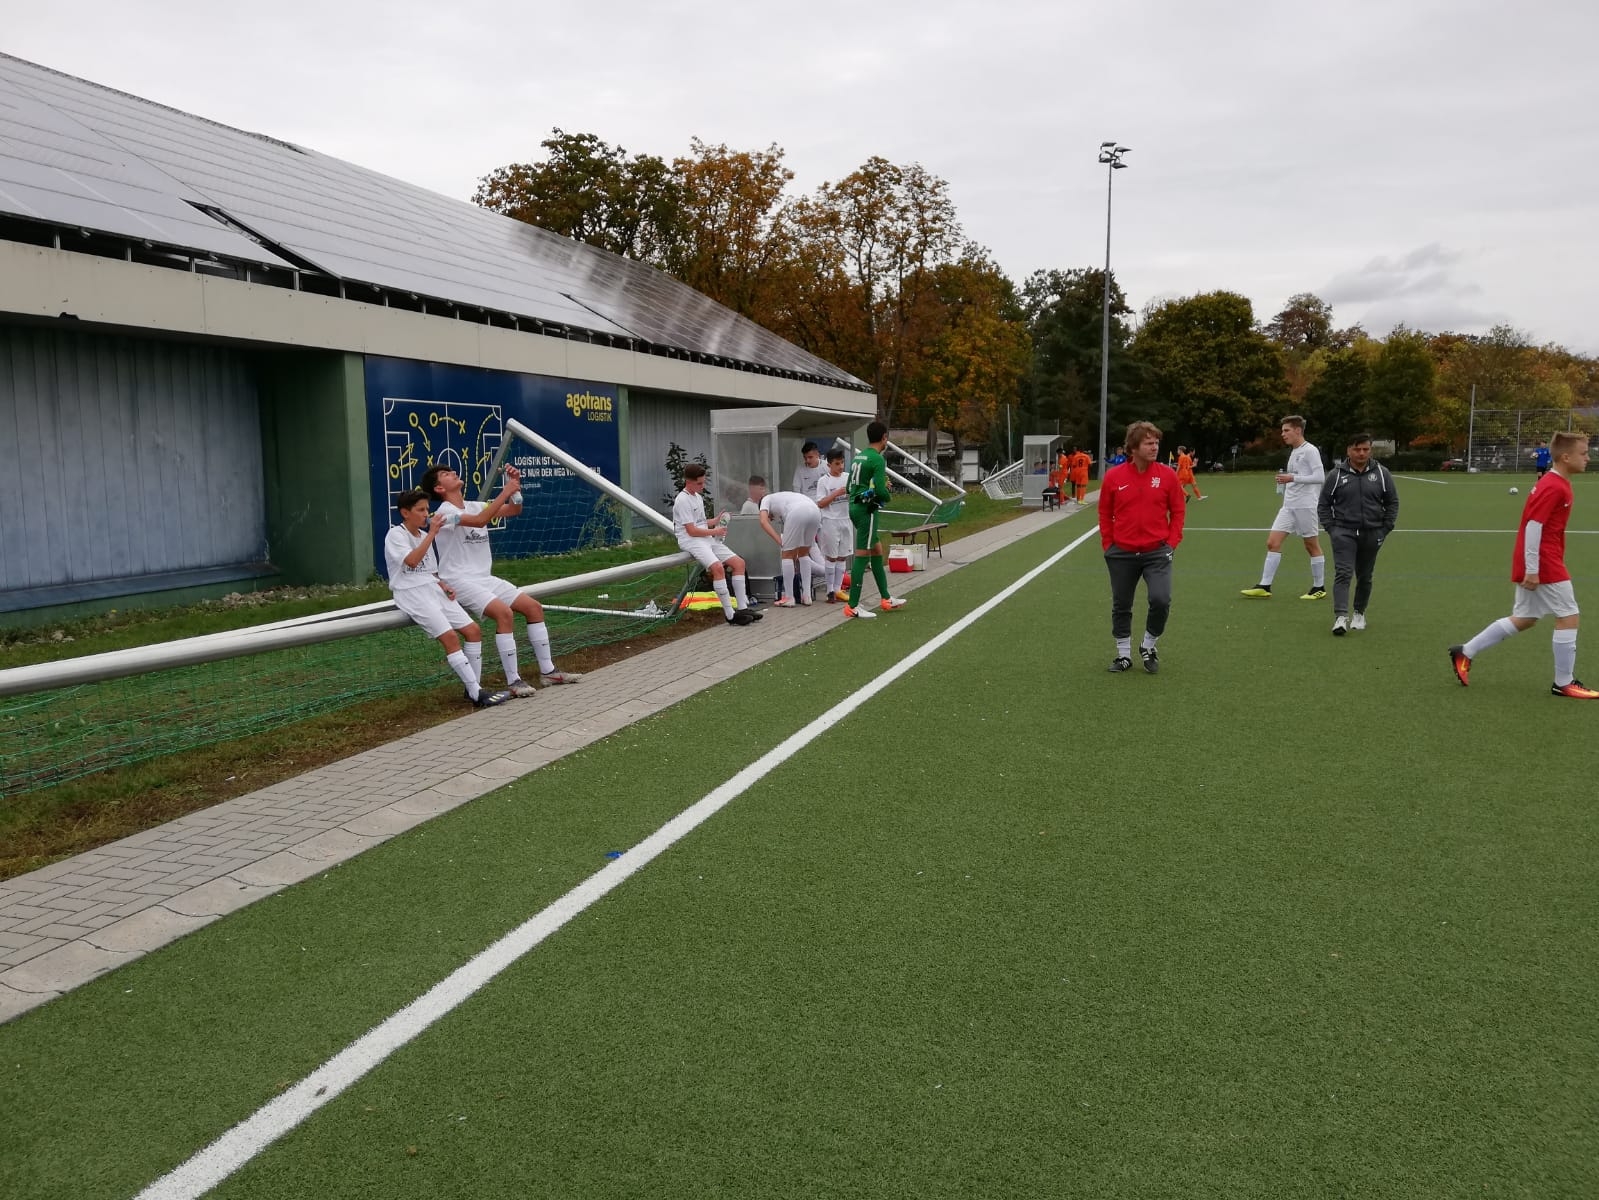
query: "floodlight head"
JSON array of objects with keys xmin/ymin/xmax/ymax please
[
  {"xmin": 1101, "ymin": 140, "xmax": 1116, "ymax": 148},
  {"xmin": 1113, "ymin": 161, "xmax": 1128, "ymax": 169}
]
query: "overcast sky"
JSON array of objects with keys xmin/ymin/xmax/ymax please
[{"xmin": 7, "ymin": 1, "xmax": 1597, "ymax": 352}]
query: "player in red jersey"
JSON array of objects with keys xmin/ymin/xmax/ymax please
[
  {"xmin": 1098, "ymin": 420, "xmax": 1186, "ymax": 674},
  {"xmin": 1449, "ymin": 430, "xmax": 1597, "ymax": 698}
]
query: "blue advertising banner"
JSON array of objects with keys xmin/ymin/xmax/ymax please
[{"xmin": 365, "ymin": 356, "xmax": 621, "ymax": 576}]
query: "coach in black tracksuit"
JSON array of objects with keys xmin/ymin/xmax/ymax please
[{"xmin": 1317, "ymin": 433, "xmax": 1400, "ymax": 634}]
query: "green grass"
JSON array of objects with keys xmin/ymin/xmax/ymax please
[{"xmin": 3, "ymin": 472, "xmax": 1596, "ymax": 1198}]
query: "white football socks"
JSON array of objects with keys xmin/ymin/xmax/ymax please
[
  {"xmin": 1310, "ymin": 555, "xmax": 1325, "ymax": 588},
  {"xmin": 446, "ymin": 649, "xmax": 479, "ymax": 699},
  {"xmin": 1464, "ymin": 617, "xmax": 1518, "ymax": 659},
  {"xmin": 1553, "ymin": 627, "xmax": 1577, "ymax": 686},
  {"xmin": 1260, "ymin": 551, "xmax": 1282, "ymax": 586},
  {"xmin": 464, "ymin": 639, "xmax": 483, "ymax": 685},
  {"xmin": 713, "ymin": 579, "xmax": 734, "ymax": 619},
  {"xmin": 528, "ymin": 620, "xmax": 556, "ymax": 676},
  {"xmin": 495, "ymin": 632, "xmax": 520, "ymax": 685}
]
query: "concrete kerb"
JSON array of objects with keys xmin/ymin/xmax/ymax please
[{"xmin": 0, "ymin": 503, "xmax": 1080, "ymax": 1023}]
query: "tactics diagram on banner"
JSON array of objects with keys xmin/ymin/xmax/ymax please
[{"xmin": 382, "ymin": 397, "xmax": 504, "ymax": 512}]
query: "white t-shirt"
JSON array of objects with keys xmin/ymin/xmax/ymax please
[
  {"xmin": 432, "ymin": 500, "xmax": 495, "ymax": 581},
  {"xmin": 814, "ymin": 472, "xmax": 850, "ymax": 520},
  {"xmin": 384, "ymin": 525, "xmax": 441, "ymax": 592},
  {"xmin": 792, "ymin": 462, "xmax": 828, "ymax": 498},
  {"xmin": 759, "ymin": 491, "xmax": 820, "ymax": 524},
  {"xmin": 1282, "ymin": 442, "xmax": 1325, "ymax": 509},
  {"xmin": 673, "ymin": 489, "xmax": 712, "ymax": 547}
]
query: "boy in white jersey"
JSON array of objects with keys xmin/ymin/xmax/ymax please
[
  {"xmin": 791, "ymin": 441, "xmax": 827, "ymax": 500},
  {"xmin": 1241, "ymin": 415, "xmax": 1328, "ymax": 599},
  {"xmin": 385, "ymin": 489, "xmax": 511, "ymax": 708},
  {"xmin": 814, "ymin": 448, "xmax": 853, "ymax": 602},
  {"xmin": 672, "ymin": 463, "xmax": 759, "ymax": 625},
  {"xmin": 422, "ymin": 463, "xmax": 583, "ymax": 697},
  {"xmin": 748, "ymin": 479, "xmax": 824, "ymax": 606}
]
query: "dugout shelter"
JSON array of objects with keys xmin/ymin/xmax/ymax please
[
  {"xmin": 1021, "ymin": 435, "xmax": 1063, "ymax": 508},
  {"xmin": 0, "ymin": 52, "xmax": 875, "ymax": 626}
]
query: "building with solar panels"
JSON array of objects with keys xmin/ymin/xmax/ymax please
[{"xmin": 0, "ymin": 52, "xmax": 875, "ymax": 622}]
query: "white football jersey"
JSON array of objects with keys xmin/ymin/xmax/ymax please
[
  {"xmin": 792, "ymin": 462, "xmax": 828, "ymax": 498},
  {"xmin": 814, "ymin": 472, "xmax": 850, "ymax": 518},
  {"xmin": 1282, "ymin": 442, "xmax": 1325, "ymax": 509},
  {"xmin": 672, "ymin": 489, "xmax": 711, "ymax": 546},
  {"xmin": 432, "ymin": 500, "xmax": 495, "ymax": 581},
  {"xmin": 759, "ymin": 491, "xmax": 820, "ymax": 524},
  {"xmin": 384, "ymin": 525, "xmax": 440, "ymax": 592}
]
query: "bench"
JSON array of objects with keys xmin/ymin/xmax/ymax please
[
  {"xmin": 888, "ymin": 499, "xmax": 965, "ymax": 558},
  {"xmin": 1041, "ymin": 487, "xmax": 1061, "ymax": 512}
]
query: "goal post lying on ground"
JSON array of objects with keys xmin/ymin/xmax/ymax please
[
  {"xmin": 0, "ymin": 422, "xmax": 700, "ymax": 796},
  {"xmin": 981, "ymin": 460, "xmax": 1023, "ymax": 501}
]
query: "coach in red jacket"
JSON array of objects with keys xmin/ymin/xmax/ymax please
[{"xmin": 1097, "ymin": 420, "xmax": 1187, "ymax": 674}]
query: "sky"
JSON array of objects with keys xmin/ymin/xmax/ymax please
[{"xmin": 6, "ymin": 0, "xmax": 1597, "ymax": 352}]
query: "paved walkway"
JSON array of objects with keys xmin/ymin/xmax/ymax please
[{"xmin": 0, "ymin": 503, "xmax": 1085, "ymax": 1023}]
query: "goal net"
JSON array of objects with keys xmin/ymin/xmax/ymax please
[
  {"xmin": 0, "ymin": 420, "xmax": 695, "ymax": 798},
  {"xmin": 1466, "ymin": 407, "xmax": 1599, "ymax": 473}
]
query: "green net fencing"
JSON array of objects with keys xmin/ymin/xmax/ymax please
[{"xmin": 1, "ymin": 478, "xmax": 694, "ymax": 797}]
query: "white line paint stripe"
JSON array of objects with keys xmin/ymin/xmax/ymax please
[
  {"xmin": 1392, "ymin": 475, "xmax": 1450, "ymax": 485},
  {"xmin": 135, "ymin": 524, "xmax": 1104, "ymax": 1200},
  {"xmin": 1185, "ymin": 527, "xmax": 1599, "ymax": 535}
]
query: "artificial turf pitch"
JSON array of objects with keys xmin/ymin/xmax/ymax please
[{"xmin": 3, "ymin": 473, "xmax": 1596, "ymax": 1198}]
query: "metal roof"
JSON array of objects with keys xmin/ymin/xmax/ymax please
[{"xmin": 0, "ymin": 53, "xmax": 868, "ymax": 390}]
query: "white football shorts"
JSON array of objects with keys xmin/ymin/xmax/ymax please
[
  {"xmin": 779, "ymin": 507, "xmax": 823, "ymax": 552},
  {"xmin": 1511, "ymin": 579, "xmax": 1579, "ymax": 619},
  {"xmin": 393, "ymin": 585, "xmax": 475, "ymax": 639},
  {"xmin": 681, "ymin": 537, "xmax": 739, "ymax": 570},
  {"xmin": 819, "ymin": 520, "xmax": 853, "ymax": 558},
  {"xmin": 1271, "ymin": 507, "xmax": 1321, "ymax": 538},
  {"xmin": 448, "ymin": 575, "xmax": 523, "ymax": 615}
]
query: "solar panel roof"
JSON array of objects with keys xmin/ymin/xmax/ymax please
[{"xmin": 0, "ymin": 53, "xmax": 867, "ymax": 389}]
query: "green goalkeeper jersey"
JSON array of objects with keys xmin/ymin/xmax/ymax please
[{"xmin": 848, "ymin": 446, "xmax": 889, "ymax": 509}]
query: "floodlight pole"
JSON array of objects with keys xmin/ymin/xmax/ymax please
[{"xmin": 1097, "ymin": 142, "xmax": 1130, "ymax": 482}]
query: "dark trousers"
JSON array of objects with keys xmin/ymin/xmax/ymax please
[
  {"xmin": 1105, "ymin": 546, "xmax": 1173, "ymax": 642},
  {"xmin": 1329, "ymin": 526, "xmax": 1383, "ymax": 614}
]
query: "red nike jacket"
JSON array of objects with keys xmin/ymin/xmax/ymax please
[{"xmin": 1098, "ymin": 461, "xmax": 1186, "ymax": 552}]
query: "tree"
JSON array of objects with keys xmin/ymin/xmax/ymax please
[
  {"xmin": 1266, "ymin": 293, "xmax": 1335, "ymax": 354},
  {"xmin": 662, "ymin": 139, "xmax": 794, "ymax": 323},
  {"xmin": 1362, "ymin": 326, "xmax": 1436, "ymax": 448},
  {"xmin": 910, "ymin": 253, "xmax": 1031, "ymax": 460},
  {"xmin": 1131, "ymin": 291, "xmax": 1288, "ymax": 458},
  {"xmin": 1302, "ymin": 344, "xmax": 1372, "ymax": 450},
  {"xmin": 785, "ymin": 157, "xmax": 963, "ymax": 420},
  {"xmin": 473, "ymin": 130, "xmax": 680, "ymax": 262},
  {"xmin": 1019, "ymin": 267, "xmax": 1134, "ymax": 452}
]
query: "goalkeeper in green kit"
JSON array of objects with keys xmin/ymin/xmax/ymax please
[{"xmin": 843, "ymin": 420, "xmax": 907, "ymax": 620}]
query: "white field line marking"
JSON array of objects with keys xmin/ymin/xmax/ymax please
[
  {"xmin": 1182, "ymin": 527, "xmax": 1599, "ymax": 535},
  {"xmin": 1393, "ymin": 475, "xmax": 1450, "ymax": 485},
  {"xmin": 135, "ymin": 524, "xmax": 1104, "ymax": 1200}
]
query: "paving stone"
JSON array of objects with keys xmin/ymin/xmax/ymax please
[
  {"xmin": 340, "ymin": 807, "xmax": 429, "ymax": 839},
  {"xmin": 284, "ymin": 828, "xmax": 379, "ymax": 863},
  {"xmin": 163, "ymin": 878, "xmax": 277, "ymax": 919},
  {"xmin": 1, "ymin": 938, "xmax": 64, "ymax": 967},
  {"xmin": 84, "ymin": 905, "xmax": 217, "ymax": 954},
  {"xmin": 0, "ymin": 978, "xmax": 49, "ymax": 1024},
  {"xmin": 1, "ymin": 940, "xmax": 136, "ymax": 993},
  {"xmin": 228, "ymin": 853, "xmax": 328, "ymax": 888}
]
